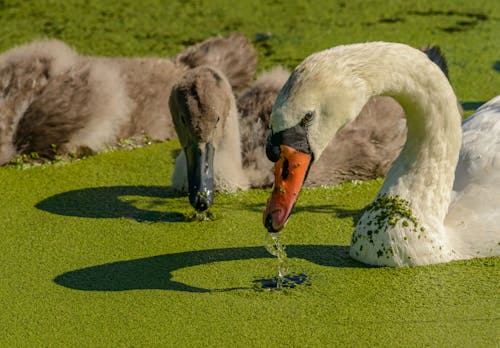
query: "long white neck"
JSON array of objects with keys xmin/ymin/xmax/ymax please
[
  {"xmin": 313, "ymin": 43, "xmax": 462, "ymax": 221},
  {"xmin": 362, "ymin": 47, "xmax": 461, "ymax": 223},
  {"xmin": 310, "ymin": 42, "xmax": 462, "ymax": 265}
]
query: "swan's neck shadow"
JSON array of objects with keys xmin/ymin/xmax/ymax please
[
  {"xmin": 54, "ymin": 245, "xmax": 369, "ymax": 293},
  {"xmin": 40, "ymin": 185, "xmax": 369, "ymax": 292}
]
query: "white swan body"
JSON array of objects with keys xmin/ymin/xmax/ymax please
[
  {"xmin": 264, "ymin": 42, "xmax": 499, "ymax": 266},
  {"xmin": 445, "ymin": 96, "xmax": 500, "ymax": 259}
]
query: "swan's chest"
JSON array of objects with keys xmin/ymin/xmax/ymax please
[{"xmin": 350, "ymin": 194, "xmax": 455, "ymax": 266}]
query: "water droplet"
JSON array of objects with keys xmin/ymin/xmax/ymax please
[{"xmin": 264, "ymin": 232, "xmax": 289, "ymax": 288}]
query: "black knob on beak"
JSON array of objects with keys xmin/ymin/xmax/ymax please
[
  {"xmin": 266, "ymin": 133, "xmax": 281, "ymax": 162},
  {"xmin": 266, "ymin": 123, "xmax": 312, "ymax": 163}
]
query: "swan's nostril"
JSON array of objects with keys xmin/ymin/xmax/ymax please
[{"xmin": 281, "ymin": 159, "xmax": 289, "ymax": 180}]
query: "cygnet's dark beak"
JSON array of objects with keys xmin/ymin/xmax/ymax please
[{"xmin": 184, "ymin": 143, "xmax": 215, "ymax": 212}]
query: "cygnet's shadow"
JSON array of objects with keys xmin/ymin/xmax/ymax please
[
  {"xmin": 36, "ymin": 185, "xmax": 186, "ymax": 222},
  {"xmin": 37, "ymin": 184, "xmax": 365, "ymax": 224},
  {"xmin": 54, "ymin": 245, "xmax": 368, "ymax": 293}
]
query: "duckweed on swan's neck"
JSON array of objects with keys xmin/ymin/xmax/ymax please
[
  {"xmin": 351, "ymin": 194, "xmax": 425, "ymax": 261},
  {"xmin": 366, "ymin": 194, "xmax": 420, "ymax": 232}
]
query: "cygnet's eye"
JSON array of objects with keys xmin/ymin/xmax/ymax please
[{"xmin": 301, "ymin": 111, "xmax": 315, "ymax": 126}]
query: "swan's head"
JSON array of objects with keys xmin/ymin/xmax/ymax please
[
  {"xmin": 169, "ymin": 66, "xmax": 232, "ymax": 211},
  {"xmin": 263, "ymin": 49, "xmax": 370, "ymax": 231}
]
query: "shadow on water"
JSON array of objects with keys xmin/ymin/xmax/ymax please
[
  {"xmin": 42, "ymin": 186, "xmax": 369, "ymax": 291},
  {"xmin": 36, "ymin": 185, "xmax": 187, "ymax": 222},
  {"xmin": 54, "ymin": 245, "xmax": 369, "ymax": 293},
  {"xmin": 461, "ymin": 101, "xmax": 486, "ymax": 113},
  {"xmin": 240, "ymin": 201, "xmax": 364, "ymax": 216},
  {"xmin": 494, "ymin": 61, "xmax": 500, "ymax": 73},
  {"xmin": 37, "ymin": 185, "xmax": 366, "ymax": 225},
  {"xmin": 294, "ymin": 204, "xmax": 365, "ymax": 224},
  {"xmin": 241, "ymin": 201, "xmax": 365, "ymax": 225}
]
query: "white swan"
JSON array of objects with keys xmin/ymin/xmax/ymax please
[{"xmin": 263, "ymin": 42, "xmax": 499, "ymax": 266}]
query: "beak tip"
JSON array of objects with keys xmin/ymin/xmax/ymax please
[
  {"xmin": 190, "ymin": 191, "xmax": 214, "ymax": 212},
  {"xmin": 263, "ymin": 209, "xmax": 285, "ymax": 233}
]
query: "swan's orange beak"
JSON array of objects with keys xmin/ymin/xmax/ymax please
[{"xmin": 263, "ymin": 145, "xmax": 312, "ymax": 232}]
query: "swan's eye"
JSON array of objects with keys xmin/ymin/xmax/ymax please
[{"xmin": 301, "ymin": 111, "xmax": 314, "ymax": 126}]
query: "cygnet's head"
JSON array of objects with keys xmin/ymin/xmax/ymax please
[{"xmin": 169, "ymin": 66, "xmax": 233, "ymax": 211}]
